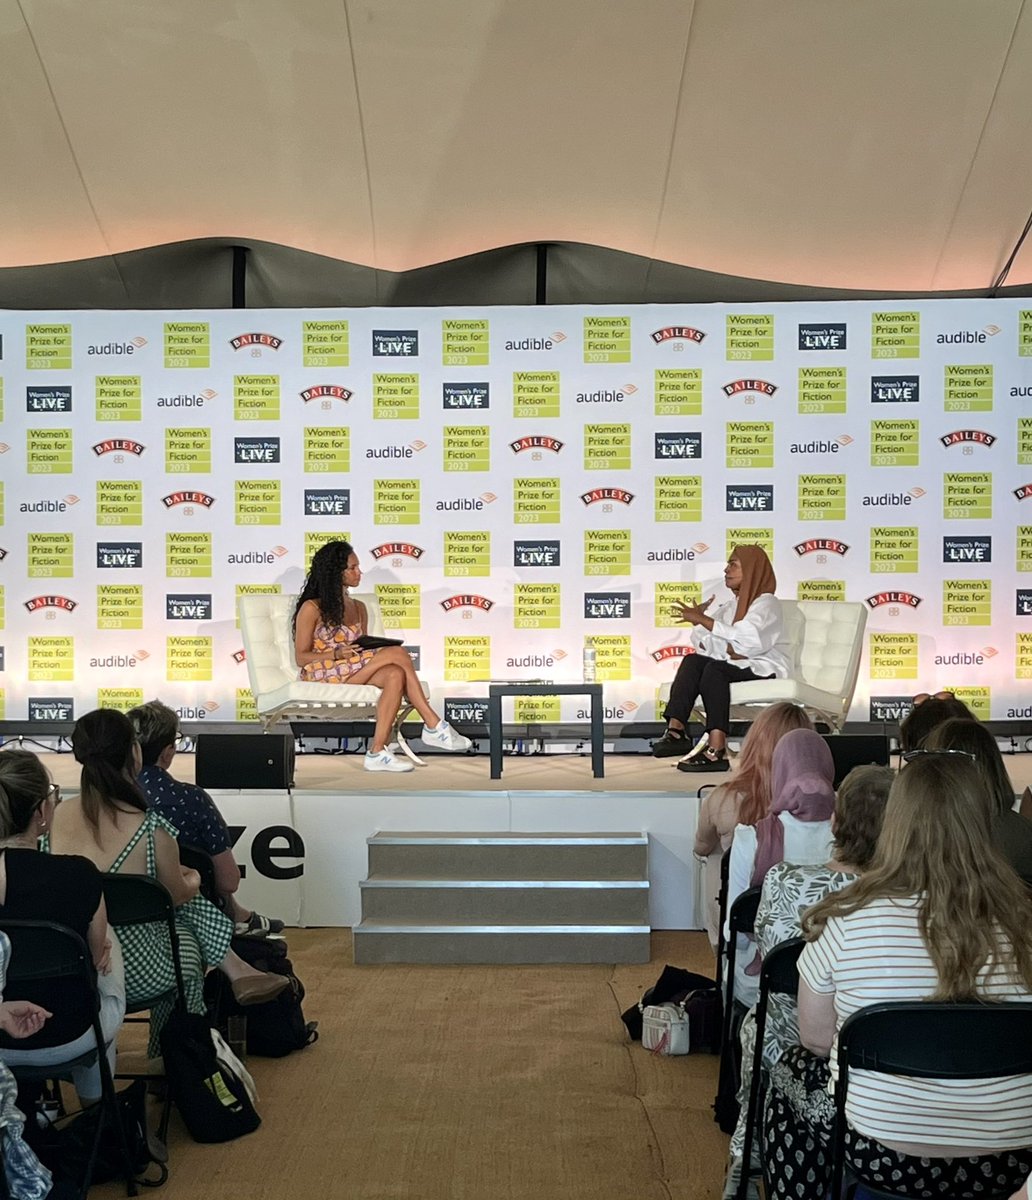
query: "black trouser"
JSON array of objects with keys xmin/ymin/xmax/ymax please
[{"xmin": 663, "ymin": 654, "xmax": 770, "ymax": 733}]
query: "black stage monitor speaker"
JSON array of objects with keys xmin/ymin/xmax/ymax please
[
  {"xmin": 822, "ymin": 734, "xmax": 891, "ymax": 788},
  {"xmin": 194, "ymin": 733, "xmax": 295, "ymax": 790}
]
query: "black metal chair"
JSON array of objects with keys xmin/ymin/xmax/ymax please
[
  {"xmin": 736, "ymin": 937, "xmax": 805, "ymax": 1200},
  {"xmin": 0, "ymin": 919, "xmax": 139, "ymax": 1199},
  {"xmin": 101, "ymin": 875, "xmax": 188, "ymax": 1141},
  {"xmin": 713, "ymin": 886, "xmax": 763, "ymax": 1133},
  {"xmin": 714, "ymin": 847, "xmax": 731, "ymax": 995},
  {"xmin": 179, "ymin": 843, "xmax": 224, "ymax": 911},
  {"xmin": 832, "ymin": 1001, "xmax": 1032, "ymax": 1200}
]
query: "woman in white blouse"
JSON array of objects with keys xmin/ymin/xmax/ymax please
[
  {"xmin": 762, "ymin": 752, "xmax": 1032, "ymax": 1200},
  {"xmin": 653, "ymin": 545, "xmax": 790, "ymax": 772}
]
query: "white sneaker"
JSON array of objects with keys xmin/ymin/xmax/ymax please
[
  {"xmin": 421, "ymin": 720, "xmax": 473, "ymax": 753},
  {"xmin": 364, "ymin": 748, "xmax": 414, "ymax": 773}
]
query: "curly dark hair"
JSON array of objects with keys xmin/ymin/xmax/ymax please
[{"xmin": 292, "ymin": 539, "xmax": 355, "ymax": 633}]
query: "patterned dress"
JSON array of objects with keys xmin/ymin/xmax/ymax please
[
  {"xmin": 299, "ymin": 620, "xmax": 377, "ymax": 683},
  {"xmin": 724, "ymin": 862, "xmax": 857, "ymax": 1198},
  {"xmin": 92, "ymin": 811, "xmax": 233, "ymax": 1056}
]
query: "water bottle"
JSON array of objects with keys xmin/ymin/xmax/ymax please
[{"xmin": 582, "ymin": 643, "xmax": 597, "ymax": 683}]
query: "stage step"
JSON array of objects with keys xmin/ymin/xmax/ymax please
[{"xmin": 352, "ymin": 831, "xmax": 651, "ymax": 964}]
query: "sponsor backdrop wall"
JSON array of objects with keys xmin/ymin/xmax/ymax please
[{"xmin": 1, "ymin": 300, "xmax": 1031, "ymax": 731}]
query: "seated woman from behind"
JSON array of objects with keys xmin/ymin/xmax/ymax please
[
  {"xmin": 725, "ymin": 728, "xmax": 836, "ymax": 1009},
  {"xmin": 0, "ymin": 749, "xmax": 125, "ymax": 1105},
  {"xmin": 923, "ymin": 717, "xmax": 1032, "ymax": 886},
  {"xmin": 48, "ymin": 709, "xmax": 288, "ymax": 1057},
  {"xmin": 762, "ymin": 753, "xmax": 1032, "ymax": 1200},
  {"xmin": 722, "ymin": 764, "xmax": 894, "ymax": 1198},
  {"xmin": 693, "ymin": 702, "xmax": 812, "ymax": 949}
]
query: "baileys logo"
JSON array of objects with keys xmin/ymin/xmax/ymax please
[
  {"xmin": 866, "ymin": 591, "xmax": 922, "ymax": 609},
  {"xmin": 651, "ymin": 645, "xmax": 695, "ymax": 662},
  {"xmin": 580, "ymin": 487, "xmax": 634, "ymax": 506},
  {"xmin": 300, "ymin": 385, "xmax": 352, "ymax": 404},
  {"xmin": 722, "ymin": 380, "xmax": 777, "ymax": 397},
  {"xmin": 793, "ymin": 539, "xmax": 849, "ymax": 557},
  {"xmin": 370, "ymin": 543, "xmax": 425, "ymax": 561},
  {"xmin": 24, "ymin": 595, "xmax": 77, "ymax": 612},
  {"xmin": 939, "ymin": 430, "xmax": 996, "ymax": 448},
  {"xmin": 230, "ymin": 333, "xmax": 282, "ymax": 350},
  {"xmin": 440, "ymin": 595, "xmax": 494, "ymax": 612},
  {"xmin": 651, "ymin": 326, "xmax": 705, "ymax": 345},
  {"xmin": 92, "ymin": 439, "xmax": 145, "ymax": 456},
  {"xmin": 162, "ymin": 491, "xmax": 215, "ymax": 509},
  {"xmin": 510, "ymin": 436, "xmax": 564, "ymax": 454}
]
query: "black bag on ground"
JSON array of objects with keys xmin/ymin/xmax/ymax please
[
  {"xmin": 30, "ymin": 1078, "xmax": 168, "ymax": 1189},
  {"xmin": 621, "ymin": 965, "xmax": 721, "ymax": 1053},
  {"xmin": 713, "ymin": 997, "xmax": 749, "ymax": 1133},
  {"xmin": 159, "ymin": 1008, "xmax": 260, "ymax": 1143},
  {"xmin": 204, "ymin": 935, "xmax": 318, "ymax": 1057}
]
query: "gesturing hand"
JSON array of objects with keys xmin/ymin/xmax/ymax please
[
  {"xmin": 671, "ymin": 596, "xmax": 715, "ymax": 625},
  {"xmin": 0, "ymin": 1000, "xmax": 52, "ymax": 1039}
]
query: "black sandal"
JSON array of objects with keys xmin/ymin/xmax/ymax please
[
  {"xmin": 651, "ymin": 728, "xmax": 688, "ymax": 758},
  {"xmin": 677, "ymin": 746, "xmax": 730, "ymax": 773}
]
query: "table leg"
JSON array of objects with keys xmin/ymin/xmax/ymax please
[
  {"xmin": 590, "ymin": 688, "xmax": 604, "ymax": 778},
  {"xmin": 488, "ymin": 693, "xmax": 503, "ymax": 779}
]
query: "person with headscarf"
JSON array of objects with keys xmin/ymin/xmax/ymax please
[
  {"xmin": 652, "ymin": 545, "xmax": 791, "ymax": 771},
  {"xmin": 724, "ymin": 728, "xmax": 836, "ymax": 1009}
]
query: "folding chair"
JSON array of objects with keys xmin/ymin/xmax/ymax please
[
  {"xmin": 101, "ymin": 875, "xmax": 188, "ymax": 1142},
  {"xmin": 178, "ymin": 843, "xmax": 223, "ymax": 911},
  {"xmin": 0, "ymin": 919, "xmax": 139, "ymax": 1199},
  {"xmin": 832, "ymin": 1001, "xmax": 1032, "ymax": 1200},
  {"xmin": 736, "ymin": 937, "xmax": 804, "ymax": 1200},
  {"xmin": 714, "ymin": 886, "xmax": 763, "ymax": 1133}
]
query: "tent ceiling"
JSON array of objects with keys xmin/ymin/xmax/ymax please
[{"xmin": 2, "ymin": 0, "xmax": 1032, "ymax": 300}]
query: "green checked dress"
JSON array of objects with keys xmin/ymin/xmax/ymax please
[{"xmin": 48, "ymin": 809, "xmax": 233, "ymax": 1056}]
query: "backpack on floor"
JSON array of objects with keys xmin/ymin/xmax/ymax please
[{"xmin": 205, "ymin": 935, "xmax": 318, "ymax": 1058}]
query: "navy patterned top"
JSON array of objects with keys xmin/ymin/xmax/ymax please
[{"xmin": 137, "ymin": 764, "xmax": 231, "ymax": 857}]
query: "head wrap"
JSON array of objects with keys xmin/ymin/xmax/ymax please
[{"xmin": 749, "ymin": 728, "xmax": 835, "ymax": 887}]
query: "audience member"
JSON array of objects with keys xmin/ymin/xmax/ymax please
[
  {"xmin": 722, "ymin": 764, "xmax": 893, "ymax": 1198},
  {"xmin": 693, "ymin": 702, "xmax": 812, "ymax": 947},
  {"xmin": 923, "ymin": 717, "xmax": 1032, "ymax": 884},
  {"xmin": 0, "ymin": 749, "xmax": 125, "ymax": 1103},
  {"xmin": 725, "ymin": 729, "xmax": 836, "ymax": 1007},
  {"xmin": 762, "ymin": 754, "xmax": 1032, "ymax": 1199},
  {"xmin": 897, "ymin": 694, "xmax": 974, "ymax": 752},
  {"xmin": 48, "ymin": 709, "xmax": 288, "ymax": 1057},
  {"xmin": 128, "ymin": 699, "xmax": 283, "ymax": 935}
]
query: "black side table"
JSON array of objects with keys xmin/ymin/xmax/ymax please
[{"xmin": 487, "ymin": 682, "xmax": 604, "ymax": 780}]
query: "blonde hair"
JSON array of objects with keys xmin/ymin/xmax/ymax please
[
  {"xmin": 803, "ymin": 754, "xmax": 1032, "ymax": 1000},
  {"xmin": 733, "ymin": 703, "xmax": 813, "ymax": 826}
]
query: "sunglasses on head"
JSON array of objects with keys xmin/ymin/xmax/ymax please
[{"xmin": 901, "ymin": 747, "xmax": 977, "ymax": 764}]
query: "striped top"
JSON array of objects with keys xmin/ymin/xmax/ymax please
[{"xmin": 800, "ymin": 896, "xmax": 1032, "ymax": 1151}]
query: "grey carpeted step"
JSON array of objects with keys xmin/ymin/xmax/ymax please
[
  {"xmin": 366, "ymin": 831, "xmax": 647, "ymax": 880},
  {"xmin": 359, "ymin": 878, "xmax": 649, "ymax": 924},
  {"xmin": 352, "ymin": 921, "xmax": 651, "ymax": 965},
  {"xmin": 355, "ymin": 830, "xmax": 651, "ymax": 964}
]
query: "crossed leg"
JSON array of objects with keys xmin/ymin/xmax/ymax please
[{"xmin": 347, "ymin": 647, "xmax": 442, "ymax": 753}]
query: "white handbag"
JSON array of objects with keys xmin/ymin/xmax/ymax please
[{"xmin": 641, "ymin": 1000, "xmax": 691, "ymax": 1055}]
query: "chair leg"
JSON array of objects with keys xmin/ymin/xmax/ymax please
[{"xmin": 393, "ymin": 704, "xmax": 426, "ymax": 766}]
